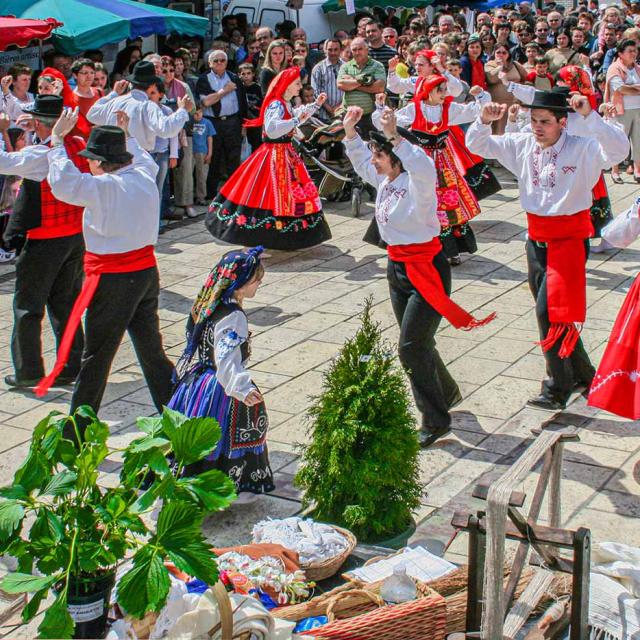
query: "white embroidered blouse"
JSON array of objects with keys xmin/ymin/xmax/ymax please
[{"xmin": 263, "ymin": 100, "xmax": 320, "ymax": 139}]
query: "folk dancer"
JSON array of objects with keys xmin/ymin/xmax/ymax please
[
  {"xmin": 35, "ymin": 109, "xmax": 174, "ymax": 434},
  {"xmin": 343, "ymin": 105, "xmax": 496, "ymax": 447},
  {"xmin": 588, "ymin": 199, "xmax": 640, "ymax": 419},
  {"xmin": 0, "ymin": 96, "xmax": 88, "ymax": 389},
  {"xmin": 206, "ymin": 67, "xmax": 331, "ymax": 250},
  {"xmin": 467, "ymin": 91, "xmax": 629, "ymax": 410},
  {"xmin": 373, "ymin": 75, "xmax": 490, "ymax": 264},
  {"xmin": 169, "ymin": 248, "xmax": 275, "ymax": 495}
]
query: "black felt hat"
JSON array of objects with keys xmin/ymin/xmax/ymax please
[
  {"xmin": 129, "ymin": 60, "xmax": 162, "ymax": 87},
  {"xmin": 22, "ymin": 95, "xmax": 63, "ymax": 118},
  {"xmin": 78, "ymin": 126, "xmax": 133, "ymax": 163},
  {"xmin": 522, "ymin": 88, "xmax": 570, "ymax": 113}
]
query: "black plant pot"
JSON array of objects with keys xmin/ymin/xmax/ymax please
[{"xmin": 66, "ymin": 570, "xmax": 116, "ymax": 639}]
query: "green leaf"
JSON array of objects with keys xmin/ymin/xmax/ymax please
[
  {"xmin": 155, "ymin": 501, "xmax": 200, "ymax": 544},
  {"xmin": 168, "ymin": 417, "xmax": 221, "ymax": 466},
  {"xmin": 38, "ymin": 591, "xmax": 74, "ymax": 639},
  {"xmin": 1, "ymin": 572, "xmax": 56, "ymax": 594},
  {"xmin": 0, "ymin": 501, "xmax": 24, "ymax": 544},
  {"xmin": 117, "ymin": 547, "xmax": 170, "ymax": 618},
  {"xmin": 136, "ymin": 416, "xmax": 163, "ymax": 436},
  {"xmin": 85, "ymin": 417, "xmax": 109, "ymax": 446},
  {"xmin": 167, "ymin": 542, "xmax": 219, "ymax": 585},
  {"xmin": 160, "ymin": 406, "xmax": 188, "ymax": 440},
  {"xmin": 30, "ymin": 510, "xmax": 64, "ymax": 547},
  {"xmin": 176, "ymin": 469, "xmax": 236, "ymax": 512},
  {"xmin": 42, "ymin": 471, "xmax": 77, "ymax": 497},
  {"xmin": 147, "ymin": 450, "xmax": 171, "ymax": 476},
  {"xmin": 14, "ymin": 450, "xmax": 50, "ymax": 493},
  {"xmin": 128, "ymin": 437, "xmax": 170, "ymax": 454},
  {"xmin": 0, "ymin": 485, "xmax": 28, "ymax": 500},
  {"xmin": 21, "ymin": 587, "xmax": 49, "ymax": 623}
]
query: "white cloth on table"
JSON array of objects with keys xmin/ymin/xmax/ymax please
[
  {"xmin": 466, "ymin": 111, "xmax": 629, "ymax": 216},
  {"xmin": 212, "ymin": 310, "xmax": 255, "ymax": 402},
  {"xmin": 252, "ymin": 517, "xmax": 349, "ymax": 564},
  {"xmin": 344, "ymin": 134, "xmax": 440, "ymax": 246},
  {"xmin": 87, "ymin": 89, "xmax": 188, "ymax": 151},
  {"xmin": 47, "ymin": 136, "xmax": 159, "ymax": 254},
  {"xmin": 387, "ymin": 71, "xmax": 463, "ymax": 98}
]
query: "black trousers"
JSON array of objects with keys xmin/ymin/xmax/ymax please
[
  {"xmin": 206, "ymin": 115, "xmax": 243, "ymax": 199},
  {"xmin": 70, "ymin": 267, "xmax": 174, "ymax": 418},
  {"xmin": 526, "ymin": 239, "xmax": 595, "ymax": 402},
  {"xmin": 387, "ymin": 253, "xmax": 461, "ymax": 430},
  {"xmin": 12, "ymin": 233, "xmax": 84, "ymax": 381}
]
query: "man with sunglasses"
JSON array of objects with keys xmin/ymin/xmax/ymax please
[
  {"xmin": 196, "ymin": 50, "xmax": 247, "ymax": 199},
  {"xmin": 511, "ymin": 22, "xmax": 535, "ymax": 63},
  {"xmin": 533, "ymin": 20, "xmax": 553, "ymax": 51}
]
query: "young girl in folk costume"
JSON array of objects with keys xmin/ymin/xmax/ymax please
[
  {"xmin": 169, "ymin": 247, "xmax": 275, "ymax": 495},
  {"xmin": 374, "ymin": 74, "xmax": 492, "ymax": 264},
  {"xmin": 206, "ymin": 67, "xmax": 332, "ymax": 250},
  {"xmin": 504, "ymin": 68, "xmax": 613, "ymax": 242},
  {"xmin": 588, "ymin": 199, "xmax": 640, "ymax": 419}
]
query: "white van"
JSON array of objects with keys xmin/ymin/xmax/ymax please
[{"xmin": 224, "ymin": 0, "xmax": 353, "ymax": 44}]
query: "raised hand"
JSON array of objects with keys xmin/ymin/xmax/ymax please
[
  {"xmin": 508, "ymin": 103, "xmax": 520, "ymax": 122},
  {"xmin": 113, "ymin": 79, "xmax": 129, "ymax": 95},
  {"xmin": 480, "ymin": 102, "xmax": 507, "ymax": 125},
  {"xmin": 388, "ymin": 56, "xmax": 399, "ymax": 72},
  {"xmin": 599, "ymin": 102, "xmax": 617, "ymax": 119},
  {"xmin": 375, "ymin": 92, "xmax": 386, "ymax": 108},
  {"xmin": 569, "ymin": 94, "xmax": 592, "ymax": 117},
  {"xmin": 15, "ymin": 113, "xmax": 35, "ymax": 132},
  {"xmin": 177, "ymin": 94, "xmax": 194, "ymax": 112},
  {"xmin": 51, "ymin": 78, "xmax": 64, "ymax": 96},
  {"xmin": 0, "ymin": 113, "xmax": 10, "ymax": 132},
  {"xmin": 343, "ymin": 105, "xmax": 363, "ymax": 137},
  {"xmin": 315, "ymin": 92, "xmax": 327, "ymax": 107},
  {"xmin": 52, "ymin": 106, "xmax": 80, "ymax": 139},
  {"xmin": 115, "ymin": 110, "xmax": 130, "ymax": 136},
  {"xmin": 379, "ymin": 107, "xmax": 398, "ymax": 139},
  {"xmin": 469, "ymin": 85, "xmax": 484, "ymax": 97},
  {"xmin": 0, "ymin": 75, "xmax": 12, "ymax": 95}
]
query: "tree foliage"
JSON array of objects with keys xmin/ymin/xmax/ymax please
[{"xmin": 295, "ymin": 298, "xmax": 423, "ymax": 540}]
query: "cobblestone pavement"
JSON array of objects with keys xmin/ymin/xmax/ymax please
[{"xmin": 0, "ymin": 170, "xmax": 639, "ymax": 633}]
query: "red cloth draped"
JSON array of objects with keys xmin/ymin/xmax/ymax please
[
  {"xmin": 527, "ymin": 211, "xmax": 594, "ymax": 358},
  {"xmin": 588, "ymin": 274, "xmax": 640, "ymax": 419},
  {"xmin": 35, "ymin": 246, "xmax": 157, "ymax": 397},
  {"xmin": 470, "ymin": 58, "xmax": 488, "ymax": 90},
  {"xmin": 387, "ymin": 240, "xmax": 496, "ymax": 330}
]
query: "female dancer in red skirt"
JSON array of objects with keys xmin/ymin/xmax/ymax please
[
  {"xmin": 374, "ymin": 74, "xmax": 492, "ymax": 264},
  {"xmin": 588, "ymin": 199, "xmax": 640, "ymax": 419},
  {"xmin": 206, "ymin": 67, "xmax": 332, "ymax": 250}
]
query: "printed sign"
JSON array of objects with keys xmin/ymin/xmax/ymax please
[
  {"xmin": 67, "ymin": 598, "xmax": 105, "ymax": 623},
  {"xmin": 0, "ymin": 46, "xmax": 40, "ymax": 72}
]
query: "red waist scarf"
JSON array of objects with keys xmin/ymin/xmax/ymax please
[
  {"xmin": 35, "ymin": 246, "xmax": 157, "ymax": 397},
  {"xmin": 387, "ymin": 239, "xmax": 496, "ymax": 330},
  {"xmin": 527, "ymin": 211, "xmax": 594, "ymax": 358}
]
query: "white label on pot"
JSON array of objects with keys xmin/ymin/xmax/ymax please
[{"xmin": 68, "ymin": 599, "xmax": 105, "ymax": 623}]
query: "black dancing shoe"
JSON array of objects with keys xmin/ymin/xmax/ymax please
[
  {"xmin": 417, "ymin": 425, "xmax": 452, "ymax": 448},
  {"xmin": 4, "ymin": 375, "xmax": 40, "ymax": 389},
  {"xmin": 526, "ymin": 394, "xmax": 566, "ymax": 412}
]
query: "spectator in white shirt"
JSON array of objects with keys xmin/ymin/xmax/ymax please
[
  {"xmin": 311, "ymin": 39, "xmax": 344, "ymax": 121},
  {"xmin": 87, "ymin": 60, "xmax": 192, "ymax": 151},
  {"xmin": 0, "ymin": 65, "xmax": 34, "ymax": 124}
]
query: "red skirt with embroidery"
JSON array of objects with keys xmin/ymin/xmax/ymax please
[
  {"xmin": 206, "ymin": 141, "xmax": 331, "ymax": 250},
  {"xmin": 588, "ymin": 274, "xmax": 640, "ymax": 419}
]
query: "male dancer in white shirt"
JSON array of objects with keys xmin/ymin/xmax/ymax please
[
  {"xmin": 35, "ymin": 109, "xmax": 173, "ymax": 436},
  {"xmin": 343, "ymin": 105, "xmax": 495, "ymax": 447},
  {"xmin": 466, "ymin": 90, "xmax": 629, "ymax": 410}
]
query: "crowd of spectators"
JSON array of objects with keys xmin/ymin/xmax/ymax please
[{"xmin": 1, "ymin": 0, "xmax": 640, "ymax": 260}]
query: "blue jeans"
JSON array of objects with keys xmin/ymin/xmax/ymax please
[{"xmin": 150, "ymin": 150, "xmax": 170, "ymax": 219}]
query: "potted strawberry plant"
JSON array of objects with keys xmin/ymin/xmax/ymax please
[{"xmin": 0, "ymin": 406, "xmax": 236, "ymax": 639}]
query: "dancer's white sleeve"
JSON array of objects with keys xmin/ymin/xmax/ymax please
[{"xmin": 602, "ymin": 201, "xmax": 640, "ymax": 248}]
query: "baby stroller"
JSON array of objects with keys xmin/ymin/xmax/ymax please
[{"xmin": 295, "ymin": 117, "xmax": 365, "ymax": 218}]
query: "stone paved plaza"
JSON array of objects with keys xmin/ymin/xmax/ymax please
[{"xmin": 0, "ymin": 168, "xmax": 639, "ymax": 616}]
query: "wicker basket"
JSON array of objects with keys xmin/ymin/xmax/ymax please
[
  {"xmin": 273, "ymin": 577, "xmax": 446, "ymax": 640},
  {"xmin": 300, "ymin": 525, "xmax": 357, "ymax": 581}
]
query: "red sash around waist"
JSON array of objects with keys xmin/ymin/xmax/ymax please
[
  {"xmin": 387, "ymin": 238, "xmax": 496, "ymax": 330},
  {"xmin": 35, "ymin": 246, "xmax": 157, "ymax": 397},
  {"xmin": 527, "ymin": 210, "xmax": 593, "ymax": 358}
]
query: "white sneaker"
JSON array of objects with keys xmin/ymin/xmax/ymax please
[
  {"xmin": 0, "ymin": 249, "xmax": 15, "ymax": 263},
  {"xmin": 185, "ymin": 206, "xmax": 199, "ymax": 218}
]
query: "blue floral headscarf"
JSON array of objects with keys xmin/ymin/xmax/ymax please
[{"xmin": 174, "ymin": 246, "xmax": 264, "ymax": 380}]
